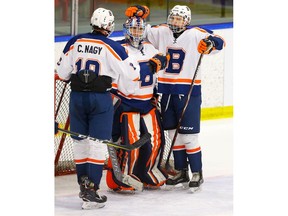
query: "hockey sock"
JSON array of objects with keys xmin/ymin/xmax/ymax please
[
  {"xmin": 76, "ymin": 163, "xmax": 88, "ymax": 184},
  {"xmin": 173, "ymin": 149, "xmax": 188, "ymax": 170},
  {"xmin": 88, "ymin": 163, "xmax": 104, "ymax": 186},
  {"xmin": 187, "ymin": 151, "xmax": 202, "ymax": 172}
]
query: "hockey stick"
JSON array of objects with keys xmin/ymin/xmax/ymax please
[
  {"xmin": 57, "ymin": 127, "xmax": 151, "ymax": 151},
  {"xmin": 162, "ymin": 53, "xmax": 204, "ymax": 173}
]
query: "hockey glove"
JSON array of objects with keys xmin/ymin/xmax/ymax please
[
  {"xmin": 125, "ymin": 5, "xmax": 150, "ymax": 19},
  {"xmin": 197, "ymin": 38, "xmax": 215, "ymax": 54},
  {"xmin": 148, "ymin": 53, "xmax": 170, "ymax": 74}
]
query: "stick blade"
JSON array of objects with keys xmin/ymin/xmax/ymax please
[{"xmin": 131, "ymin": 133, "xmax": 151, "ymax": 149}]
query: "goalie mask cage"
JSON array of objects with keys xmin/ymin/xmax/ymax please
[{"xmin": 54, "ymin": 75, "xmax": 174, "ymax": 176}]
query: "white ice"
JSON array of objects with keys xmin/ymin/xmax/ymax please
[{"xmin": 55, "ymin": 118, "xmax": 233, "ymax": 216}]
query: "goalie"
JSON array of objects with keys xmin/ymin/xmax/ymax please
[{"xmin": 106, "ymin": 16, "xmax": 169, "ymax": 192}]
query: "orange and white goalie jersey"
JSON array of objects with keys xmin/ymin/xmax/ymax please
[
  {"xmin": 112, "ymin": 40, "xmax": 160, "ymax": 113},
  {"xmin": 146, "ymin": 24, "xmax": 225, "ymax": 95}
]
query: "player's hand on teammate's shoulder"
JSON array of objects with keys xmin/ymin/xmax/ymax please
[{"xmin": 125, "ymin": 5, "xmax": 150, "ymax": 19}]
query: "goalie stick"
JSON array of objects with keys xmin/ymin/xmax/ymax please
[
  {"xmin": 57, "ymin": 127, "xmax": 151, "ymax": 151},
  {"xmin": 107, "ymin": 145, "xmax": 144, "ymax": 191}
]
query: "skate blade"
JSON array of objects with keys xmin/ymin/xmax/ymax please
[
  {"xmin": 189, "ymin": 186, "xmax": 201, "ymax": 193},
  {"xmin": 82, "ymin": 201, "xmax": 105, "ymax": 210},
  {"xmin": 161, "ymin": 182, "xmax": 189, "ymax": 190}
]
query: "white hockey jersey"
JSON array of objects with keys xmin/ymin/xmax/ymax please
[
  {"xmin": 146, "ymin": 24, "xmax": 225, "ymax": 95},
  {"xmin": 56, "ymin": 33, "xmax": 140, "ymax": 95},
  {"xmin": 112, "ymin": 40, "xmax": 159, "ymax": 112}
]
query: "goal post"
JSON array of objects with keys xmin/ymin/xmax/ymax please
[{"xmin": 54, "ymin": 74, "xmax": 75, "ymax": 176}]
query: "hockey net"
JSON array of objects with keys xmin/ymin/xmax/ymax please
[{"xmin": 54, "ymin": 75, "xmax": 174, "ymax": 176}]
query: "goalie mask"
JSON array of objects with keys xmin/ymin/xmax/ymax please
[
  {"xmin": 123, "ymin": 16, "xmax": 146, "ymax": 49},
  {"xmin": 90, "ymin": 8, "xmax": 115, "ymax": 36},
  {"xmin": 167, "ymin": 5, "xmax": 191, "ymax": 33}
]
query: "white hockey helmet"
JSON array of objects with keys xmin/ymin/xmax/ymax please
[
  {"xmin": 90, "ymin": 8, "xmax": 115, "ymax": 36},
  {"xmin": 167, "ymin": 5, "xmax": 191, "ymax": 33},
  {"xmin": 123, "ymin": 16, "xmax": 146, "ymax": 49}
]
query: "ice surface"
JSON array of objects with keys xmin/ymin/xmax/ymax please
[{"xmin": 55, "ymin": 118, "xmax": 233, "ymax": 216}]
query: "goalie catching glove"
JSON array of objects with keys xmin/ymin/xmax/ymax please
[
  {"xmin": 197, "ymin": 37, "xmax": 216, "ymax": 54},
  {"xmin": 125, "ymin": 5, "xmax": 150, "ymax": 19},
  {"xmin": 148, "ymin": 53, "xmax": 170, "ymax": 74}
]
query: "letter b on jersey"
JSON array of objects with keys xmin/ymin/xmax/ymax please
[{"xmin": 165, "ymin": 49, "xmax": 185, "ymax": 74}]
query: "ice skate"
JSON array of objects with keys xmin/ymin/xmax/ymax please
[
  {"xmin": 79, "ymin": 176, "xmax": 107, "ymax": 210},
  {"xmin": 163, "ymin": 168, "xmax": 189, "ymax": 190},
  {"xmin": 189, "ymin": 171, "xmax": 204, "ymax": 193},
  {"xmin": 81, "ymin": 187, "xmax": 107, "ymax": 209}
]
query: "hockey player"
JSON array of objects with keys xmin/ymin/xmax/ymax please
[
  {"xmin": 106, "ymin": 16, "xmax": 169, "ymax": 192},
  {"xmin": 56, "ymin": 8, "xmax": 167, "ymax": 209},
  {"xmin": 125, "ymin": 5, "xmax": 225, "ymax": 192}
]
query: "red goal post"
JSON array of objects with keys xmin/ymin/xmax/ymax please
[{"xmin": 54, "ymin": 74, "xmax": 75, "ymax": 176}]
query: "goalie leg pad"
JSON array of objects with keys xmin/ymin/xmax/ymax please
[
  {"xmin": 106, "ymin": 112, "xmax": 143, "ymax": 191},
  {"xmin": 120, "ymin": 112, "xmax": 141, "ymax": 176},
  {"xmin": 137, "ymin": 108, "xmax": 167, "ymax": 186}
]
